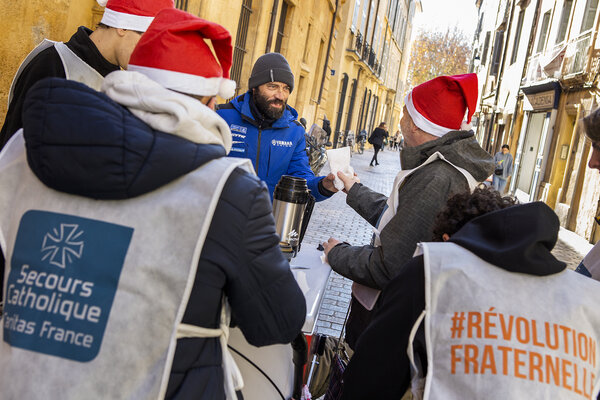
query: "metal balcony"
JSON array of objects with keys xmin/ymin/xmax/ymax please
[
  {"xmin": 562, "ymin": 32, "xmax": 592, "ymax": 77},
  {"xmin": 355, "ymin": 32, "xmax": 363, "ymax": 55},
  {"xmin": 362, "ymin": 43, "xmax": 370, "ymax": 62}
]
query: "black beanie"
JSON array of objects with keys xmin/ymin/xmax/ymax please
[
  {"xmin": 584, "ymin": 107, "xmax": 600, "ymax": 142},
  {"xmin": 248, "ymin": 53, "xmax": 294, "ymax": 92}
]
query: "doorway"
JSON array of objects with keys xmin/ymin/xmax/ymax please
[{"xmin": 516, "ymin": 112, "xmax": 546, "ymax": 196}]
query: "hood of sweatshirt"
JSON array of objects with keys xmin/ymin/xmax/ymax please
[
  {"xmin": 449, "ymin": 202, "xmax": 566, "ymax": 276},
  {"xmin": 401, "ymin": 130, "xmax": 494, "ymax": 181},
  {"xmin": 22, "ymin": 76, "xmax": 228, "ymax": 200}
]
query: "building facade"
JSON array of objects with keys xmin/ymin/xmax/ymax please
[
  {"xmin": 472, "ymin": 0, "xmax": 600, "ymax": 241},
  {"xmin": 0, "ymin": 0, "xmax": 419, "ymax": 150}
]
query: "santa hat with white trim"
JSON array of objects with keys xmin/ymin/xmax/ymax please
[
  {"xmin": 97, "ymin": 0, "xmax": 174, "ymax": 32},
  {"xmin": 127, "ymin": 8, "xmax": 236, "ymax": 99},
  {"xmin": 404, "ymin": 73, "xmax": 478, "ymax": 137}
]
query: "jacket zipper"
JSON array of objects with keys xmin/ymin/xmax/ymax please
[
  {"xmin": 267, "ymin": 146, "xmax": 271, "ymax": 177},
  {"xmin": 255, "ymin": 128, "xmax": 262, "ymax": 173}
]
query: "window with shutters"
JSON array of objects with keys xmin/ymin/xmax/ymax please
[
  {"xmin": 536, "ymin": 11, "xmax": 551, "ymax": 53},
  {"xmin": 490, "ymin": 30, "xmax": 505, "ymax": 76},
  {"xmin": 581, "ymin": 0, "xmax": 599, "ymax": 32},
  {"xmin": 481, "ymin": 31, "xmax": 491, "ymax": 66},
  {"xmin": 274, "ymin": 1, "xmax": 289, "ymax": 53},
  {"xmin": 352, "ymin": 0, "xmax": 362, "ymax": 31},
  {"xmin": 510, "ymin": 9, "xmax": 525, "ymax": 64},
  {"xmin": 556, "ymin": 0, "xmax": 574, "ymax": 44},
  {"xmin": 230, "ymin": 0, "xmax": 253, "ymax": 95}
]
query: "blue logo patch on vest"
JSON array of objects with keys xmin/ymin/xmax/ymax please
[
  {"xmin": 230, "ymin": 124, "xmax": 247, "ymax": 134},
  {"xmin": 3, "ymin": 210, "xmax": 133, "ymax": 362}
]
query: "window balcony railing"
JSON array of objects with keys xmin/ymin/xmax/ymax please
[
  {"xmin": 347, "ymin": 30, "xmax": 381, "ymax": 77},
  {"xmin": 362, "ymin": 43, "xmax": 370, "ymax": 62},
  {"xmin": 355, "ymin": 31, "xmax": 363, "ymax": 56},
  {"xmin": 562, "ymin": 32, "xmax": 592, "ymax": 76},
  {"xmin": 524, "ymin": 53, "xmax": 544, "ymax": 85},
  {"xmin": 525, "ymin": 32, "xmax": 596, "ymax": 87}
]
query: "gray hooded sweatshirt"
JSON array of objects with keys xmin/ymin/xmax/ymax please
[{"xmin": 328, "ymin": 130, "xmax": 494, "ymax": 289}]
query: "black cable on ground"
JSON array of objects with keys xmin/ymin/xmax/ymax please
[{"xmin": 227, "ymin": 345, "xmax": 286, "ymax": 400}]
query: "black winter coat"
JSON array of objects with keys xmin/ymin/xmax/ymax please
[
  {"xmin": 368, "ymin": 127, "xmax": 388, "ymax": 147},
  {"xmin": 1, "ymin": 78, "xmax": 306, "ymax": 400}
]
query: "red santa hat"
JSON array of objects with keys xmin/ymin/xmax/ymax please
[
  {"xmin": 404, "ymin": 73, "xmax": 478, "ymax": 137},
  {"xmin": 97, "ymin": 0, "xmax": 174, "ymax": 32},
  {"xmin": 127, "ymin": 8, "xmax": 236, "ymax": 98}
]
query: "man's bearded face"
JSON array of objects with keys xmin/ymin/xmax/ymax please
[{"xmin": 254, "ymin": 82, "xmax": 291, "ymax": 120}]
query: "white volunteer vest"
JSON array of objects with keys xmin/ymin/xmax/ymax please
[
  {"xmin": 0, "ymin": 132, "xmax": 251, "ymax": 399},
  {"xmin": 353, "ymin": 152, "xmax": 478, "ymax": 310},
  {"xmin": 8, "ymin": 39, "xmax": 104, "ymax": 106},
  {"xmin": 410, "ymin": 242, "xmax": 600, "ymax": 400}
]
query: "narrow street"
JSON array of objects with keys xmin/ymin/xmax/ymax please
[{"xmin": 301, "ymin": 146, "xmax": 594, "ymax": 337}]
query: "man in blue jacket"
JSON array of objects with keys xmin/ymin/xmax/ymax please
[{"xmin": 217, "ymin": 53, "xmax": 337, "ymax": 201}]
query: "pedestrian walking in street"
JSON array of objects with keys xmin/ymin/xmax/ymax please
[
  {"xmin": 393, "ymin": 130, "xmax": 401, "ymax": 150},
  {"xmin": 341, "ymin": 187, "xmax": 600, "ymax": 399},
  {"xmin": 368, "ymin": 122, "xmax": 388, "ymax": 166},
  {"xmin": 0, "ymin": 9, "xmax": 305, "ymax": 400},
  {"xmin": 492, "ymin": 144, "xmax": 513, "ymax": 193},
  {"xmin": 0, "ymin": 0, "xmax": 175, "ymax": 150},
  {"xmin": 322, "ymin": 74, "xmax": 494, "ymax": 349},
  {"xmin": 217, "ymin": 53, "xmax": 337, "ymax": 201}
]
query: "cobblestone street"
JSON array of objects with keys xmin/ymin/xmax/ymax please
[{"xmin": 302, "ymin": 146, "xmax": 594, "ymax": 338}]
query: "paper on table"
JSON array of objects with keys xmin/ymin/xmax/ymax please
[{"xmin": 326, "ymin": 146, "xmax": 354, "ymax": 191}]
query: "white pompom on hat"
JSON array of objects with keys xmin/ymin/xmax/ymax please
[
  {"xmin": 127, "ymin": 8, "xmax": 236, "ymax": 99},
  {"xmin": 97, "ymin": 0, "xmax": 174, "ymax": 32},
  {"xmin": 404, "ymin": 73, "xmax": 478, "ymax": 137}
]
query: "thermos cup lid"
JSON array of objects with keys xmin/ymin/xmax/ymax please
[{"xmin": 273, "ymin": 175, "xmax": 311, "ymax": 204}]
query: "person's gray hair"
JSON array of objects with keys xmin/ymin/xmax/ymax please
[{"xmin": 583, "ymin": 107, "xmax": 600, "ymax": 142}]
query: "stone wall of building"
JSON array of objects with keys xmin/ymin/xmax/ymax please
[{"xmin": 0, "ymin": 0, "xmax": 98, "ymax": 122}]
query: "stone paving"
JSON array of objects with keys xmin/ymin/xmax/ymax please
[{"xmin": 301, "ymin": 146, "xmax": 593, "ymax": 338}]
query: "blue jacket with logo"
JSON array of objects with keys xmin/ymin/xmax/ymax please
[{"xmin": 217, "ymin": 92, "xmax": 330, "ymax": 201}]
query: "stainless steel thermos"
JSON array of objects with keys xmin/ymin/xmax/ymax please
[{"xmin": 272, "ymin": 175, "xmax": 315, "ymax": 259}]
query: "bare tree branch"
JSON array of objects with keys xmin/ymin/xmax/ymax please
[{"xmin": 407, "ymin": 27, "xmax": 472, "ymax": 93}]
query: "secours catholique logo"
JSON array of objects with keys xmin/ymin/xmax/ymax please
[
  {"xmin": 41, "ymin": 224, "xmax": 84, "ymax": 269},
  {"xmin": 3, "ymin": 210, "xmax": 133, "ymax": 362}
]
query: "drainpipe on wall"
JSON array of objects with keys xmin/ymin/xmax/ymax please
[
  {"xmin": 317, "ymin": 0, "xmax": 340, "ymax": 104},
  {"xmin": 265, "ymin": 0, "xmax": 280, "ymax": 53}
]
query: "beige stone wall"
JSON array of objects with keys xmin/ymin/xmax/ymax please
[{"xmin": 0, "ymin": 0, "xmax": 97, "ymax": 123}]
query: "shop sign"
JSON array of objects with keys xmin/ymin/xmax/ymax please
[{"xmin": 524, "ymin": 90, "xmax": 555, "ymax": 110}]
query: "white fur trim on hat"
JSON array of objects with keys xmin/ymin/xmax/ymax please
[
  {"xmin": 404, "ymin": 92, "xmax": 453, "ymax": 138},
  {"xmin": 97, "ymin": 0, "xmax": 108, "ymax": 6},
  {"xmin": 128, "ymin": 64, "xmax": 236, "ymax": 98},
  {"xmin": 460, "ymin": 121, "xmax": 472, "ymax": 131},
  {"xmin": 101, "ymin": 8, "xmax": 155, "ymax": 32},
  {"xmin": 219, "ymin": 80, "xmax": 236, "ymax": 99}
]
